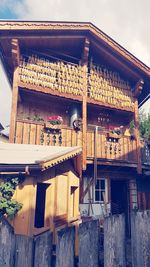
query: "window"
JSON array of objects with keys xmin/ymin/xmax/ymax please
[
  {"xmin": 94, "ymin": 178, "xmax": 106, "ymax": 202},
  {"xmin": 34, "ymin": 183, "xmax": 50, "ymax": 228}
]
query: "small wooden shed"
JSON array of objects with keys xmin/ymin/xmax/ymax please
[{"xmin": 0, "ymin": 143, "xmax": 82, "ymax": 237}]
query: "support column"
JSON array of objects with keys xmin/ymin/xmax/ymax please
[
  {"xmin": 81, "ymin": 38, "xmax": 90, "ymax": 171},
  {"xmin": 134, "ymin": 99, "xmax": 142, "ymax": 174},
  {"xmin": 134, "ymin": 79, "xmax": 144, "ymax": 174},
  {"xmin": 9, "ymin": 39, "xmax": 20, "ymax": 143}
]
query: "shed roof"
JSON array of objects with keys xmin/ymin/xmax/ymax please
[{"xmin": 0, "ymin": 143, "xmax": 82, "ymax": 168}]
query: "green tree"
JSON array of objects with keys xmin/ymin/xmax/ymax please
[
  {"xmin": 0, "ymin": 176, "xmax": 23, "ymax": 219},
  {"xmin": 139, "ymin": 111, "xmax": 150, "ymax": 139}
]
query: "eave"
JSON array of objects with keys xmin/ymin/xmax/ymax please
[{"xmin": 0, "ymin": 20, "xmax": 149, "ymax": 77}]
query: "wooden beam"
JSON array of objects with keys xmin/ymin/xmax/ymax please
[
  {"xmin": 134, "ymin": 99, "xmax": 142, "ymax": 174},
  {"xmin": 81, "ymin": 38, "xmax": 90, "ymax": 171},
  {"xmin": 9, "ymin": 67, "xmax": 19, "ymax": 143},
  {"xmin": 92, "ymin": 40, "xmax": 141, "ymax": 80},
  {"xmin": 134, "ymin": 79, "xmax": 144, "ymax": 97},
  {"xmin": 11, "ymin": 38, "xmax": 20, "ymax": 67},
  {"xmin": 18, "ymin": 81, "xmax": 83, "ymax": 102}
]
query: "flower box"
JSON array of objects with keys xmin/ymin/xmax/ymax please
[
  {"xmin": 107, "ymin": 132, "xmax": 122, "ymax": 139},
  {"xmin": 44, "ymin": 123, "xmax": 62, "ymax": 130},
  {"xmin": 47, "ymin": 115, "xmax": 63, "ymax": 125}
]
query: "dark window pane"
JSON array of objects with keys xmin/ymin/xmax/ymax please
[
  {"xmin": 95, "ymin": 190, "xmax": 100, "ymax": 201},
  {"xmin": 95, "ymin": 180, "xmax": 99, "ymax": 189},
  {"xmin": 101, "ymin": 180, "xmax": 105, "ymax": 190}
]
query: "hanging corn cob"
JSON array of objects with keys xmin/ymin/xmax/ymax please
[
  {"xmin": 88, "ymin": 62, "xmax": 134, "ymax": 110},
  {"xmin": 19, "ymin": 54, "xmax": 84, "ymax": 97}
]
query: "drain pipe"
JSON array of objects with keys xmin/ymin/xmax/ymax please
[{"xmin": 94, "ymin": 126, "xmax": 98, "ymax": 184}]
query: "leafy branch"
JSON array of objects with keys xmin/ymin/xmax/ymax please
[{"xmin": 0, "ymin": 176, "xmax": 23, "ymax": 220}]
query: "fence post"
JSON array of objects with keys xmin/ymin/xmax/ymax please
[
  {"xmin": 131, "ymin": 210, "xmax": 150, "ymax": 267},
  {"xmin": 34, "ymin": 231, "xmax": 52, "ymax": 267},
  {"xmin": 15, "ymin": 235, "xmax": 34, "ymax": 267},
  {"xmin": 0, "ymin": 218, "xmax": 15, "ymax": 267},
  {"xmin": 56, "ymin": 226, "xmax": 75, "ymax": 267},
  {"xmin": 79, "ymin": 220, "xmax": 99, "ymax": 267},
  {"xmin": 104, "ymin": 214, "xmax": 126, "ymax": 267}
]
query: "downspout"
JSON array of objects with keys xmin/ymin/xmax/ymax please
[{"xmin": 94, "ymin": 126, "xmax": 98, "ymax": 184}]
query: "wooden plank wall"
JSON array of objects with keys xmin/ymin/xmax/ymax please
[
  {"xmin": 15, "ymin": 120, "xmax": 82, "ymax": 147},
  {"xmin": 15, "ymin": 120, "xmax": 137, "ymax": 163},
  {"xmin": 0, "ymin": 219, "xmax": 15, "ymax": 267},
  {"xmin": 34, "ymin": 232, "xmax": 52, "ymax": 267},
  {"xmin": 15, "ymin": 235, "xmax": 34, "ymax": 267},
  {"xmin": 104, "ymin": 214, "xmax": 126, "ymax": 267},
  {"xmin": 131, "ymin": 211, "xmax": 150, "ymax": 267},
  {"xmin": 56, "ymin": 226, "xmax": 75, "ymax": 267},
  {"xmin": 79, "ymin": 220, "xmax": 99, "ymax": 267},
  {"xmin": 87, "ymin": 130, "xmax": 137, "ymax": 162},
  {"xmin": 2, "ymin": 213, "xmax": 150, "ymax": 266}
]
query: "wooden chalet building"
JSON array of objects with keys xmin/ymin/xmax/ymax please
[{"xmin": 0, "ymin": 21, "xmax": 150, "ymax": 228}]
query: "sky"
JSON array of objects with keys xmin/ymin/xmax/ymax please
[{"xmin": 0, "ymin": 0, "xmax": 150, "ymax": 126}]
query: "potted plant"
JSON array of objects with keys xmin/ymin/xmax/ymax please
[
  {"xmin": 107, "ymin": 126, "xmax": 123, "ymax": 139},
  {"xmin": 44, "ymin": 116, "xmax": 63, "ymax": 129}
]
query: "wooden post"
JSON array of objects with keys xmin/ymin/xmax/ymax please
[
  {"xmin": 56, "ymin": 226, "xmax": 75, "ymax": 267},
  {"xmin": 9, "ymin": 38, "xmax": 20, "ymax": 143},
  {"xmin": 81, "ymin": 38, "xmax": 90, "ymax": 171},
  {"xmin": 11, "ymin": 38, "xmax": 20, "ymax": 67},
  {"xmin": 131, "ymin": 211, "xmax": 150, "ymax": 267},
  {"xmin": 134, "ymin": 99, "xmax": 142, "ymax": 174},
  {"xmin": 9, "ymin": 67, "xmax": 19, "ymax": 143},
  {"xmin": 15, "ymin": 235, "xmax": 34, "ymax": 267},
  {"xmin": 0, "ymin": 218, "xmax": 15, "ymax": 267},
  {"xmin": 79, "ymin": 220, "xmax": 99, "ymax": 267},
  {"xmin": 34, "ymin": 231, "xmax": 52, "ymax": 267},
  {"xmin": 104, "ymin": 214, "xmax": 126, "ymax": 267}
]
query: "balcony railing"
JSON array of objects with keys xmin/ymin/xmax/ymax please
[
  {"xmin": 141, "ymin": 142, "xmax": 150, "ymax": 165},
  {"xmin": 15, "ymin": 120, "xmax": 139, "ymax": 165}
]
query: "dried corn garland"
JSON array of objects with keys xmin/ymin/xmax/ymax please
[
  {"xmin": 19, "ymin": 54, "xmax": 135, "ymax": 111},
  {"xmin": 88, "ymin": 63, "xmax": 135, "ymax": 110},
  {"xmin": 19, "ymin": 55, "xmax": 84, "ymax": 96}
]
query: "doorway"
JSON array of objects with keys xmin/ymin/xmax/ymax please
[{"xmin": 111, "ymin": 180, "xmax": 130, "ymax": 234}]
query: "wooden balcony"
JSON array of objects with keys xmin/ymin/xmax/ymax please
[
  {"xmin": 18, "ymin": 56, "xmax": 135, "ymax": 113},
  {"xmin": 15, "ymin": 120, "xmax": 138, "ymax": 166}
]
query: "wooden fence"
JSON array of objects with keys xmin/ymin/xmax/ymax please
[{"xmin": 1, "ymin": 212, "xmax": 150, "ymax": 266}]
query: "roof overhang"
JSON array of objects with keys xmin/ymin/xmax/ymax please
[{"xmin": 0, "ymin": 143, "xmax": 82, "ymax": 174}]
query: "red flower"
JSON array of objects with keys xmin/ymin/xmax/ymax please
[{"xmin": 47, "ymin": 116, "xmax": 63, "ymax": 125}]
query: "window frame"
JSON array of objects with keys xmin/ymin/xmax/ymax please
[{"xmin": 94, "ymin": 178, "xmax": 108, "ymax": 203}]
